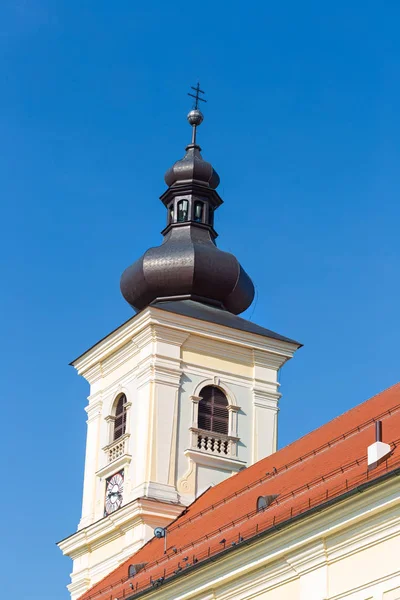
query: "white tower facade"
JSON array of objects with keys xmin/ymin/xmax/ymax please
[
  {"xmin": 58, "ymin": 301, "xmax": 299, "ymax": 598},
  {"xmin": 58, "ymin": 97, "xmax": 300, "ymax": 599}
]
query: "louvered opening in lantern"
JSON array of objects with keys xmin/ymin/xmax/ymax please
[{"xmin": 198, "ymin": 386, "xmax": 229, "ymax": 435}]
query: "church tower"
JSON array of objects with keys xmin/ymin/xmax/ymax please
[{"xmin": 58, "ymin": 90, "xmax": 301, "ymax": 600}]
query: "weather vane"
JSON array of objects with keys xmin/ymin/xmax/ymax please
[
  {"xmin": 187, "ymin": 83, "xmax": 206, "ymax": 145},
  {"xmin": 188, "ymin": 83, "xmax": 207, "ymax": 110}
]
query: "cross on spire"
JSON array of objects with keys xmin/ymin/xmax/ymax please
[{"xmin": 188, "ymin": 83, "xmax": 207, "ymax": 109}]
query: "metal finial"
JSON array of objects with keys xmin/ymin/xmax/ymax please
[
  {"xmin": 188, "ymin": 83, "xmax": 206, "ymax": 109},
  {"xmin": 187, "ymin": 83, "xmax": 206, "ymax": 146}
]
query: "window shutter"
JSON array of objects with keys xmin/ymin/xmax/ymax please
[
  {"xmin": 114, "ymin": 395, "xmax": 127, "ymax": 440},
  {"xmin": 198, "ymin": 386, "xmax": 229, "ymax": 435}
]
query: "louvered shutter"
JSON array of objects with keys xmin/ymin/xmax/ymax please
[
  {"xmin": 114, "ymin": 395, "xmax": 127, "ymax": 440},
  {"xmin": 198, "ymin": 386, "xmax": 229, "ymax": 435}
]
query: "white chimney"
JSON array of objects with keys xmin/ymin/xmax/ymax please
[{"xmin": 367, "ymin": 421, "xmax": 391, "ymax": 470}]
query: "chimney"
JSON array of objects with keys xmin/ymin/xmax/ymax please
[{"xmin": 367, "ymin": 420, "xmax": 391, "ymax": 470}]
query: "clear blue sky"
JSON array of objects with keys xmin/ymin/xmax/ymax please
[{"xmin": 1, "ymin": 1, "xmax": 399, "ymax": 597}]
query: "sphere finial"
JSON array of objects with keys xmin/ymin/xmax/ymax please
[{"xmin": 187, "ymin": 109, "xmax": 204, "ymax": 127}]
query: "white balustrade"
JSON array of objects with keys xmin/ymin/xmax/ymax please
[
  {"xmin": 190, "ymin": 428, "xmax": 238, "ymax": 458},
  {"xmin": 107, "ymin": 437, "xmax": 126, "ymax": 463}
]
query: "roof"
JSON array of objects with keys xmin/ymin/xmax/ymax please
[
  {"xmin": 79, "ymin": 381, "xmax": 400, "ymax": 600},
  {"xmin": 71, "ymin": 300, "xmax": 300, "ymax": 365},
  {"xmin": 152, "ymin": 299, "xmax": 302, "ymax": 346}
]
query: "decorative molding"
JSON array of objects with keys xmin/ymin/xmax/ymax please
[
  {"xmin": 100, "ymin": 339, "xmax": 139, "ymax": 379},
  {"xmin": 58, "ymin": 496, "xmax": 184, "ymax": 558},
  {"xmin": 192, "ymin": 378, "xmax": 239, "ymax": 407},
  {"xmin": 132, "ymin": 325, "xmax": 155, "ymax": 351},
  {"xmin": 182, "ymin": 362, "xmax": 254, "ymax": 388},
  {"xmin": 153, "ymin": 324, "xmax": 190, "ymax": 346},
  {"xmin": 133, "ymin": 478, "xmax": 400, "ymax": 600},
  {"xmin": 96, "ymin": 453, "xmax": 131, "ymax": 479},
  {"xmin": 184, "ymin": 448, "xmax": 246, "ymax": 471},
  {"xmin": 183, "ymin": 334, "xmax": 253, "ymax": 366},
  {"xmin": 85, "ymin": 399, "xmax": 103, "ymax": 422},
  {"xmin": 84, "ymin": 363, "xmax": 103, "ymax": 385},
  {"xmin": 177, "ymin": 459, "xmax": 196, "ymax": 495},
  {"xmin": 190, "ymin": 395, "xmax": 202, "ymax": 404}
]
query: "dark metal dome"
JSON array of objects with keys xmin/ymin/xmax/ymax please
[
  {"xmin": 164, "ymin": 144, "xmax": 220, "ymax": 189},
  {"xmin": 120, "ymin": 225, "xmax": 254, "ymax": 314},
  {"xmin": 120, "ymin": 94, "xmax": 255, "ymax": 315}
]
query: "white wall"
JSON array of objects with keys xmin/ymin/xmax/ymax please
[{"xmin": 59, "ymin": 305, "xmax": 298, "ymax": 598}]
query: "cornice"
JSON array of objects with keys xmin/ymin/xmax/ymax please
[
  {"xmin": 252, "ymin": 389, "xmax": 281, "ymax": 408},
  {"xmin": 184, "ymin": 448, "xmax": 246, "ymax": 471},
  {"xmin": 133, "ymin": 326, "xmax": 156, "ymax": 350},
  {"xmin": 85, "ymin": 399, "xmax": 103, "ymax": 422},
  {"xmin": 72, "ymin": 309, "xmax": 153, "ymax": 376},
  {"xmin": 72, "ymin": 305, "xmax": 298, "ymax": 383},
  {"xmin": 58, "ymin": 497, "xmax": 184, "ymax": 558},
  {"xmin": 152, "ymin": 324, "xmax": 190, "ymax": 346},
  {"xmin": 326, "ymin": 505, "xmax": 400, "ymax": 563},
  {"xmin": 150, "ymin": 307, "xmax": 299, "ymax": 357},
  {"xmin": 100, "ymin": 339, "xmax": 139, "ymax": 379},
  {"xmin": 84, "ymin": 363, "xmax": 103, "ymax": 385},
  {"xmin": 126, "ymin": 475, "xmax": 400, "ymax": 600},
  {"xmin": 253, "ymin": 348, "xmax": 290, "ymax": 370},
  {"xmin": 96, "ymin": 453, "xmax": 132, "ymax": 479},
  {"xmin": 285, "ymin": 540, "xmax": 328, "ymax": 575},
  {"xmin": 135, "ymin": 355, "xmax": 182, "ymax": 389},
  {"xmin": 67, "ymin": 576, "xmax": 91, "ymax": 597}
]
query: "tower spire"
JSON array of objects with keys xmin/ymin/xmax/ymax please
[{"xmin": 120, "ymin": 90, "xmax": 255, "ymax": 315}]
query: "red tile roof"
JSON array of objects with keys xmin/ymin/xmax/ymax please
[{"xmin": 79, "ymin": 382, "xmax": 400, "ymax": 600}]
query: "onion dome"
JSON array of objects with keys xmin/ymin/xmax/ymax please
[
  {"xmin": 164, "ymin": 144, "xmax": 220, "ymax": 189},
  {"xmin": 120, "ymin": 89, "xmax": 255, "ymax": 315},
  {"xmin": 165, "ymin": 109, "xmax": 220, "ymax": 189}
]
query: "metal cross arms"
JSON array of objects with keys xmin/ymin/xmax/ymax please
[{"xmin": 188, "ymin": 83, "xmax": 207, "ymax": 110}]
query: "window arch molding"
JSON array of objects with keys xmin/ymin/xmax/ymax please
[
  {"xmin": 190, "ymin": 379, "xmax": 240, "ymax": 438},
  {"xmin": 106, "ymin": 391, "xmax": 131, "ymax": 443},
  {"xmin": 192, "ymin": 378, "xmax": 238, "ymax": 408}
]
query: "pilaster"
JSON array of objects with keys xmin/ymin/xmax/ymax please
[
  {"xmin": 285, "ymin": 541, "xmax": 329, "ymax": 600},
  {"xmin": 79, "ymin": 397, "xmax": 103, "ymax": 529},
  {"xmin": 252, "ymin": 349, "xmax": 282, "ymax": 462}
]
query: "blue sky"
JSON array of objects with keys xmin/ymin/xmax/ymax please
[{"xmin": 1, "ymin": 1, "xmax": 400, "ymax": 597}]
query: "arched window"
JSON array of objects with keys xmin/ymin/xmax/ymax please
[
  {"xmin": 113, "ymin": 394, "xmax": 127, "ymax": 441},
  {"xmin": 194, "ymin": 201, "xmax": 204, "ymax": 223},
  {"xmin": 169, "ymin": 203, "xmax": 174, "ymax": 223},
  {"xmin": 198, "ymin": 386, "xmax": 229, "ymax": 435},
  {"xmin": 177, "ymin": 199, "xmax": 189, "ymax": 222}
]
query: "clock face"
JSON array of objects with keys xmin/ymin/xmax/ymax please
[{"xmin": 104, "ymin": 471, "xmax": 124, "ymax": 516}]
